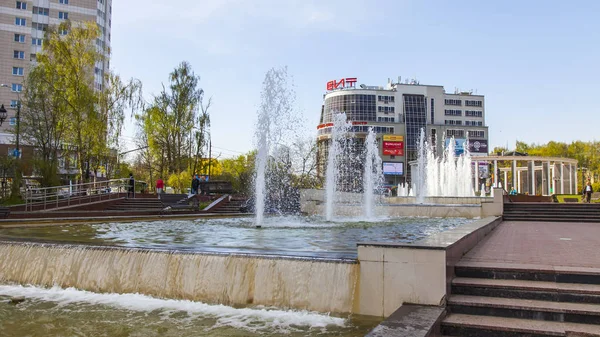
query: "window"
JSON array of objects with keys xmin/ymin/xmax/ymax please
[
  {"xmin": 32, "ymin": 22, "xmax": 48, "ymax": 31},
  {"xmin": 9, "ymin": 118, "xmax": 17, "ymax": 126},
  {"xmin": 32, "ymin": 38, "xmax": 42, "ymax": 46},
  {"xmin": 30, "ymin": 53, "xmax": 37, "ymax": 61},
  {"xmin": 12, "ymin": 67, "xmax": 24, "ymax": 76},
  {"xmin": 323, "ymin": 94, "xmax": 377, "ymax": 123},
  {"xmin": 446, "ymin": 129, "xmax": 465, "ymax": 138},
  {"xmin": 377, "ymin": 95, "xmax": 395, "ymax": 102},
  {"xmin": 444, "ymin": 120, "xmax": 462, "ymax": 125},
  {"xmin": 444, "ymin": 109, "xmax": 462, "ymax": 116},
  {"xmin": 13, "ymin": 50, "xmax": 24, "ymax": 59},
  {"xmin": 16, "ymin": 1, "xmax": 27, "ymax": 9},
  {"xmin": 377, "ymin": 106, "xmax": 395, "ymax": 113},
  {"xmin": 11, "ymin": 84, "xmax": 22, "ymax": 92},
  {"xmin": 465, "ymin": 100, "xmax": 483, "ymax": 107},
  {"xmin": 14, "ymin": 34, "xmax": 25, "ymax": 43},
  {"xmin": 98, "ymin": 0, "xmax": 104, "ymax": 4},
  {"xmin": 377, "ymin": 117, "xmax": 395, "ymax": 122},
  {"xmin": 58, "ymin": 11, "xmax": 69, "ymax": 19},
  {"xmin": 468, "ymin": 130, "xmax": 485, "ymax": 138},
  {"xmin": 59, "ymin": 29, "xmax": 68, "ymax": 35},
  {"xmin": 10, "ymin": 100, "xmax": 19, "ymax": 108},
  {"xmin": 59, "ymin": 0, "xmax": 69, "ymax": 4},
  {"xmin": 33, "ymin": 6, "xmax": 49, "ymax": 16},
  {"xmin": 430, "ymin": 98, "xmax": 435, "ymax": 125},
  {"xmin": 465, "ymin": 110, "xmax": 483, "ymax": 117},
  {"xmin": 444, "ymin": 99, "xmax": 462, "ymax": 106},
  {"xmin": 15, "ymin": 17, "xmax": 26, "ymax": 26}
]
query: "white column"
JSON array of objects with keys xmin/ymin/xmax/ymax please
[
  {"xmin": 546, "ymin": 161, "xmax": 551, "ymax": 196},
  {"xmin": 474, "ymin": 161, "xmax": 479, "ymax": 192},
  {"xmin": 503, "ymin": 170, "xmax": 508, "ymax": 189},
  {"xmin": 530, "ymin": 160, "xmax": 535, "ymax": 195},
  {"xmin": 560, "ymin": 163, "xmax": 564, "ymax": 194},
  {"xmin": 575, "ymin": 163, "xmax": 578, "ymax": 194},
  {"xmin": 517, "ymin": 169, "xmax": 521, "ymax": 193},
  {"xmin": 569, "ymin": 164, "xmax": 573, "ymax": 194},
  {"xmin": 512, "ymin": 160, "xmax": 517, "ymax": 191},
  {"xmin": 494, "ymin": 160, "xmax": 498, "ymax": 187},
  {"xmin": 551, "ymin": 165, "xmax": 556, "ymax": 195}
]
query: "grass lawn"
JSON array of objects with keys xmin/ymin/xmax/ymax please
[{"xmin": 555, "ymin": 194, "xmax": 583, "ymax": 203}]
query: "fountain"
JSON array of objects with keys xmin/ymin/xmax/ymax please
[
  {"xmin": 254, "ymin": 67, "xmax": 298, "ymax": 226},
  {"xmin": 324, "ymin": 112, "xmax": 353, "ymax": 221},
  {"xmin": 411, "ymin": 128, "xmax": 475, "ymax": 200},
  {"xmin": 363, "ymin": 127, "xmax": 383, "ymax": 219}
]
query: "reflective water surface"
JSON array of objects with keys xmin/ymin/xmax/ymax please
[
  {"xmin": 0, "ymin": 285, "xmax": 380, "ymax": 336},
  {"xmin": 0, "ymin": 216, "xmax": 471, "ymax": 256}
]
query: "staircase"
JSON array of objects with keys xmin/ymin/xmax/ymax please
[
  {"xmin": 106, "ymin": 198, "xmax": 164, "ymax": 212},
  {"xmin": 504, "ymin": 203, "xmax": 600, "ymax": 222},
  {"xmin": 441, "ymin": 262, "xmax": 600, "ymax": 336},
  {"xmin": 210, "ymin": 197, "xmax": 246, "ymax": 214}
]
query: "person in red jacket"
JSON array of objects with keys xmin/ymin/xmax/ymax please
[{"xmin": 156, "ymin": 178, "xmax": 164, "ymax": 195}]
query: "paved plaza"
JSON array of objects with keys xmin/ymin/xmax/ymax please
[{"xmin": 462, "ymin": 220, "xmax": 600, "ymax": 269}]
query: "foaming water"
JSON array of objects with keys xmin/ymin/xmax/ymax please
[
  {"xmin": 324, "ymin": 112, "xmax": 353, "ymax": 221},
  {"xmin": 0, "ymin": 285, "xmax": 379, "ymax": 336},
  {"xmin": 363, "ymin": 127, "xmax": 383, "ymax": 220}
]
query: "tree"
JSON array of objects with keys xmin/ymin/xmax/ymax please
[
  {"xmin": 136, "ymin": 61, "xmax": 207, "ymax": 180},
  {"xmin": 21, "ymin": 21, "xmax": 143, "ymax": 186}
]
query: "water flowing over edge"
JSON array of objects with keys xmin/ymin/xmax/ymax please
[{"xmin": 0, "ymin": 284, "xmax": 346, "ymax": 332}]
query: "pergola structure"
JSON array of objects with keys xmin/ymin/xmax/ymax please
[{"xmin": 474, "ymin": 155, "xmax": 579, "ymax": 196}]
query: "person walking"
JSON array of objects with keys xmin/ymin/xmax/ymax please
[
  {"xmin": 191, "ymin": 174, "xmax": 200, "ymax": 195},
  {"xmin": 583, "ymin": 181, "xmax": 593, "ymax": 203},
  {"xmin": 156, "ymin": 178, "xmax": 164, "ymax": 196},
  {"xmin": 127, "ymin": 173, "xmax": 135, "ymax": 199}
]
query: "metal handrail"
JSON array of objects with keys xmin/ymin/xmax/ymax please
[{"xmin": 24, "ymin": 178, "xmax": 147, "ymax": 212}]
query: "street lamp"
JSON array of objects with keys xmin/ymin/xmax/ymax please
[{"xmin": 1, "ymin": 84, "xmax": 22, "ymax": 198}]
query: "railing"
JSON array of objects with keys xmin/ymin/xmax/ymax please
[{"xmin": 24, "ymin": 179, "xmax": 143, "ymax": 212}]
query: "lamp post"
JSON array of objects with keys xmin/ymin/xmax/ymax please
[{"xmin": 1, "ymin": 84, "xmax": 22, "ymax": 198}]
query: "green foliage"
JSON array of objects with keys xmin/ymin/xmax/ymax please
[
  {"xmin": 167, "ymin": 170, "xmax": 192, "ymax": 193},
  {"xmin": 20, "ymin": 21, "xmax": 143, "ymax": 186},
  {"xmin": 514, "ymin": 139, "xmax": 600, "ymax": 192}
]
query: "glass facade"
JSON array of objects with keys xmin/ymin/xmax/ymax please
[
  {"xmin": 404, "ymin": 94, "xmax": 427, "ymax": 179},
  {"xmin": 323, "ymin": 94, "xmax": 376, "ymax": 123}
]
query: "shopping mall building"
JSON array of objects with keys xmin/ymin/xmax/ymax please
[{"xmin": 316, "ymin": 77, "xmax": 489, "ymax": 188}]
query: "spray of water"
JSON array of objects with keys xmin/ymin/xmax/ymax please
[
  {"xmin": 254, "ymin": 67, "xmax": 299, "ymax": 225},
  {"xmin": 363, "ymin": 128, "xmax": 383, "ymax": 219},
  {"xmin": 412, "ymin": 129, "xmax": 475, "ymax": 200},
  {"xmin": 324, "ymin": 112, "xmax": 353, "ymax": 221}
]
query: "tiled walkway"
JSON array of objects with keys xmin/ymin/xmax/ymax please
[{"xmin": 462, "ymin": 221, "xmax": 600, "ymax": 269}]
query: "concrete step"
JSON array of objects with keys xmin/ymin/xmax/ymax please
[
  {"xmin": 441, "ymin": 313, "xmax": 600, "ymax": 336},
  {"xmin": 448, "ymin": 295, "xmax": 600, "ymax": 324},
  {"xmin": 452, "ymin": 278, "xmax": 600, "ymax": 304},
  {"xmin": 455, "ymin": 262, "xmax": 600, "ymax": 284}
]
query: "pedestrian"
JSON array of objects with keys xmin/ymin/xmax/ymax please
[
  {"xmin": 191, "ymin": 174, "xmax": 200, "ymax": 195},
  {"xmin": 583, "ymin": 181, "xmax": 593, "ymax": 203},
  {"xmin": 127, "ymin": 173, "xmax": 135, "ymax": 199},
  {"xmin": 156, "ymin": 178, "xmax": 164, "ymax": 195},
  {"xmin": 199, "ymin": 175, "xmax": 207, "ymax": 195}
]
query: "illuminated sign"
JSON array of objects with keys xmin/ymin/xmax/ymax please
[
  {"xmin": 383, "ymin": 141, "xmax": 404, "ymax": 156},
  {"xmin": 383, "ymin": 162, "xmax": 404, "ymax": 176},
  {"xmin": 445, "ymin": 138, "xmax": 467, "ymax": 156},
  {"xmin": 326, "ymin": 77, "xmax": 357, "ymax": 91},
  {"xmin": 383, "ymin": 135, "xmax": 404, "ymax": 142}
]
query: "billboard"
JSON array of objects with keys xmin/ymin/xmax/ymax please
[
  {"xmin": 382, "ymin": 141, "xmax": 404, "ymax": 156},
  {"xmin": 383, "ymin": 162, "xmax": 404, "ymax": 176},
  {"xmin": 445, "ymin": 138, "xmax": 467, "ymax": 156},
  {"xmin": 468, "ymin": 139, "xmax": 488, "ymax": 154},
  {"xmin": 383, "ymin": 135, "xmax": 404, "ymax": 142}
]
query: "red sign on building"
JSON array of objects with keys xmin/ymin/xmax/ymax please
[
  {"xmin": 382, "ymin": 141, "xmax": 404, "ymax": 156},
  {"xmin": 326, "ymin": 77, "xmax": 357, "ymax": 91}
]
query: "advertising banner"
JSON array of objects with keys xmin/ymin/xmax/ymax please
[
  {"xmin": 382, "ymin": 141, "xmax": 404, "ymax": 156},
  {"xmin": 445, "ymin": 138, "xmax": 467, "ymax": 156},
  {"xmin": 468, "ymin": 139, "xmax": 488, "ymax": 154},
  {"xmin": 383, "ymin": 162, "xmax": 404, "ymax": 175},
  {"xmin": 383, "ymin": 135, "xmax": 404, "ymax": 142}
]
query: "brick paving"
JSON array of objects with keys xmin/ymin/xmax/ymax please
[{"xmin": 462, "ymin": 221, "xmax": 600, "ymax": 269}]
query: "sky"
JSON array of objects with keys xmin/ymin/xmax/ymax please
[{"xmin": 111, "ymin": 0, "xmax": 600, "ymax": 160}]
